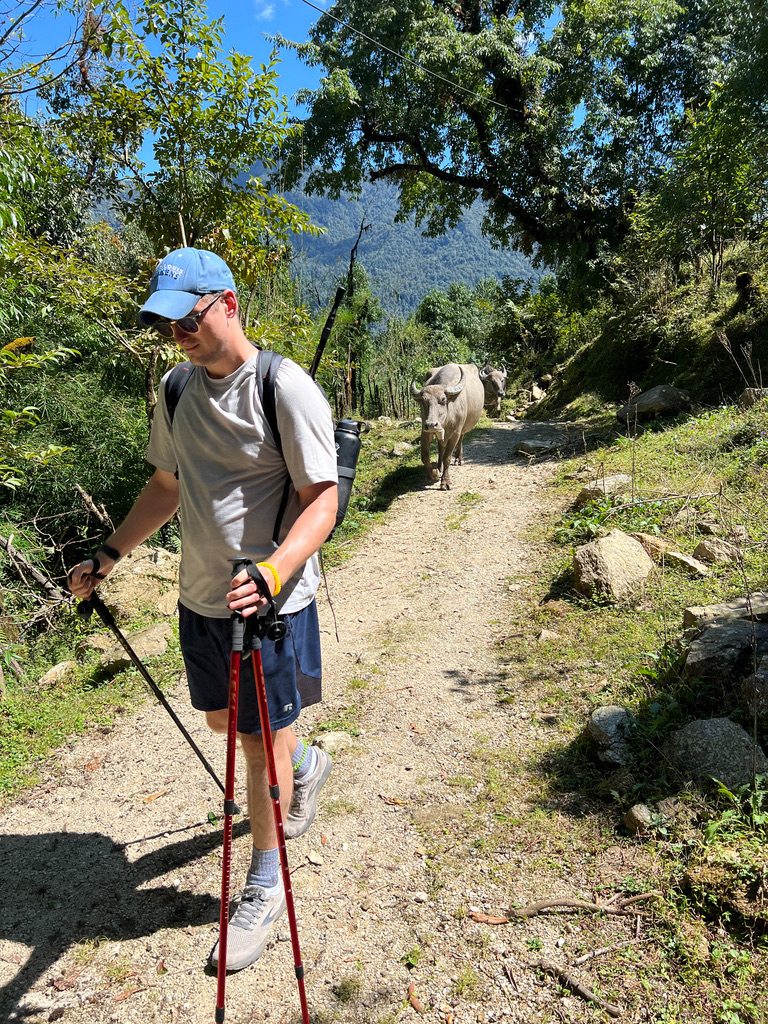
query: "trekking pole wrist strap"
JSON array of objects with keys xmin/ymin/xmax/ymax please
[
  {"xmin": 256, "ymin": 561, "xmax": 282, "ymax": 596},
  {"xmin": 95, "ymin": 543, "xmax": 121, "ymax": 563}
]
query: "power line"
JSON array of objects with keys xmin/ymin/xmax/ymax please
[{"xmin": 298, "ymin": 0, "xmax": 510, "ymax": 111}]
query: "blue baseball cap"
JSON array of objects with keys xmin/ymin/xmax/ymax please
[{"xmin": 139, "ymin": 248, "xmax": 236, "ymax": 325}]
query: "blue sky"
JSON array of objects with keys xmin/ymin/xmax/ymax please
[
  {"xmin": 23, "ymin": 0, "xmax": 329, "ymax": 115},
  {"xmin": 215, "ymin": 0, "xmax": 329, "ymax": 114}
]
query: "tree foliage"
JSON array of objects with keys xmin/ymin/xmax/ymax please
[
  {"xmin": 277, "ymin": 0, "xmax": 752, "ymax": 276},
  {"xmin": 52, "ymin": 0, "xmax": 318, "ymax": 255}
]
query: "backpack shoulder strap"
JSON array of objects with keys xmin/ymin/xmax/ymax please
[
  {"xmin": 165, "ymin": 361, "xmax": 195, "ymax": 425},
  {"xmin": 256, "ymin": 350, "xmax": 289, "ymax": 546},
  {"xmin": 256, "ymin": 349, "xmax": 284, "ymax": 455}
]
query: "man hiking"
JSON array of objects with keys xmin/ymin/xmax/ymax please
[{"xmin": 69, "ymin": 247, "xmax": 338, "ymax": 971}]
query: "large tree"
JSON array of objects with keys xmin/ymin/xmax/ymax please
[{"xmin": 277, "ymin": 0, "xmax": 748, "ymax": 276}]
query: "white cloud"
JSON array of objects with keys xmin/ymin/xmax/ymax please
[{"xmin": 254, "ymin": 1, "xmax": 276, "ymax": 20}]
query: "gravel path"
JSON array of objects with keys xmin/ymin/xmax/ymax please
[{"xmin": 1, "ymin": 420, "xmax": 583, "ymax": 1024}]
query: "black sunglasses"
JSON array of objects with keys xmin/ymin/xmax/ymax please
[{"xmin": 151, "ymin": 293, "xmax": 222, "ymax": 338}]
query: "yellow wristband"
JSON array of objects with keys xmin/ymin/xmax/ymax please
[{"xmin": 256, "ymin": 561, "xmax": 282, "ymax": 596}]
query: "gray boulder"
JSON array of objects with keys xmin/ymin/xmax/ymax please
[
  {"xmin": 575, "ymin": 474, "xmax": 632, "ymax": 508},
  {"xmin": 587, "ymin": 705, "xmax": 637, "ymax": 767},
  {"xmin": 665, "ymin": 551, "xmax": 709, "ymax": 576},
  {"xmin": 616, "ymin": 385, "xmax": 692, "ymax": 424},
  {"xmin": 573, "ymin": 530, "xmax": 653, "ymax": 602},
  {"xmin": 622, "ymin": 804, "xmax": 653, "ymax": 834},
  {"xmin": 684, "ymin": 593, "xmax": 768, "ymax": 629},
  {"xmin": 664, "ymin": 718, "xmax": 768, "ymax": 791},
  {"xmin": 97, "ymin": 623, "xmax": 173, "ymax": 676},
  {"xmin": 682, "ymin": 619, "xmax": 768, "ymax": 687},
  {"xmin": 515, "ymin": 438, "xmax": 559, "ymax": 456},
  {"xmin": 742, "ymin": 656, "xmax": 768, "ymax": 727},
  {"xmin": 693, "ymin": 537, "xmax": 741, "ymax": 564},
  {"xmin": 738, "ymin": 388, "xmax": 768, "ymax": 410}
]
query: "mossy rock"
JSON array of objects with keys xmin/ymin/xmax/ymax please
[{"xmin": 684, "ymin": 844, "xmax": 768, "ymax": 928}]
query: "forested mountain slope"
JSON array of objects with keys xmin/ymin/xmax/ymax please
[{"xmin": 278, "ymin": 176, "xmax": 540, "ymax": 313}]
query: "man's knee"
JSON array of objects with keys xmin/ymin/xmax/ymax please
[
  {"xmin": 206, "ymin": 709, "xmax": 229, "ymax": 733},
  {"xmin": 238, "ymin": 727, "xmax": 291, "ymax": 766}
]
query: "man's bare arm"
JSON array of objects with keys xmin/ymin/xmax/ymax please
[
  {"xmin": 69, "ymin": 469, "xmax": 181, "ymax": 599},
  {"xmin": 228, "ymin": 481, "xmax": 338, "ymax": 615}
]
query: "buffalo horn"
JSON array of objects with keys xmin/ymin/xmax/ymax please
[{"xmin": 444, "ymin": 367, "xmax": 465, "ymax": 396}]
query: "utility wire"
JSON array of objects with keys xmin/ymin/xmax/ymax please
[{"xmin": 298, "ymin": 0, "xmax": 510, "ymax": 111}]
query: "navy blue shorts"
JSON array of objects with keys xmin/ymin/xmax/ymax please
[{"xmin": 178, "ymin": 600, "xmax": 323, "ymax": 735}]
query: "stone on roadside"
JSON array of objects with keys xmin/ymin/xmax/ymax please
[
  {"xmin": 616, "ymin": 384, "xmax": 692, "ymax": 423},
  {"xmin": 377, "ymin": 416, "xmax": 393, "ymax": 426},
  {"xmin": 531, "ymin": 384, "xmax": 546, "ymax": 401},
  {"xmin": 683, "ymin": 593, "xmax": 768, "ymax": 628},
  {"xmin": 665, "ymin": 551, "xmax": 709, "ymax": 576},
  {"xmin": 98, "ymin": 545, "xmax": 180, "ymax": 624},
  {"xmin": 574, "ymin": 474, "xmax": 633, "ymax": 508},
  {"xmin": 392, "ymin": 442, "xmax": 413, "ymax": 456},
  {"xmin": 314, "ymin": 731, "xmax": 354, "ymax": 756},
  {"xmin": 630, "ymin": 532, "xmax": 673, "ymax": 561},
  {"xmin": 692, "ymin": 537, "xmax": 740, "ymax": 564},
  {"xmin": 697, "ymin": 518, "xmax": 721, "ymax": 536},
  {"xmin": 738, "ymin": 387, "xmax": 768, "ymax": 410},
  {"xmin": 622, "ymin": 804, "xmax": 653, "ymax": 834},
  {"xmin": 37, "ymin": 661, "xmax": 77, "ymax": 689},
  {"xmin": 727, "ymin": 525, "xmax": 749, "ymax": 545},
  {"xmin": 97, "ymin": 622, "xmax": 173, "ymax": 676},
  {"xmin": 663, "ymin": 718, "xmax": 768, "ymax": 791},
  {"xmin": 573, "ymin": 529, "xmax": 653, "ymax": 602},
  {"xmin": 537, "ymin": 629, "xmax": 562, "ymax": 643},
  {"xmin": 515, "ymin": 438, "xmax": 558, "ymax": 456},
  {"xmin": 742, "ymin": 656, "xmax": 768, "ymax": 727},
  {"xmin": 156, "ymin": 591, "xmax": 179, "ymax": 616},
  {"xmin": 587, "ymin": 705, "xmax": 637, "ymax": 767},
  {"xmin": 681, "ymin": 619, "xmax": 768, "ymax": 686}
]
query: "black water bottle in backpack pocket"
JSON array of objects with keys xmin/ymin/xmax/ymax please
[{"xmin": 333, "ymin": 419, "xmax": 369, "ymax": 530}]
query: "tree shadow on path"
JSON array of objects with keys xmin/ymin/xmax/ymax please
[{"xmin": 0, "ymin": 819, "xmax": 250, "ymax": 1018}]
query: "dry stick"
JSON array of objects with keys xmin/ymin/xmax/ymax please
[
  {"xmin": 0, "ymin": 532, "xmax": 71, "ymax": 606},
  {"xmin": 572, "ymin": 936, "xmax": 653, "ymax": 967},
  {"xmin": 512, "ymin": 891, "xmax": 661, "ymax": 918},
  {"xmin": 600, "ymin": 491, "xmax": 719, "ymax": 520},
  {"xmin": 536, "ymin": 960, "xmax": 622, "ymax": 1017},
  {"xmin": 75, "ymin": 484, "xmax": 114, "ymax": 531}
]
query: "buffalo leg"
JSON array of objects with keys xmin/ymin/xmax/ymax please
[
  {"xmin": 421, "ymin": 431, "xmax": 439, "ymax": 481},
  {"xmin": 454, "ymin": 434, "xmax": 464, "ymax": 465},
  {"xmin": 439, "ymin": 435, "xmax": 459, "ymax": 489}
]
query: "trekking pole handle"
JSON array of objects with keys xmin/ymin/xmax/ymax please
[{"xmin": 229, "ymin": 558, "xmax": 286, "ymax": 642}]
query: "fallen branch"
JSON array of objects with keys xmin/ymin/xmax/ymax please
[
  {"xmin": 75, "ymin": 484, "xmax": 114, "ymax": 530},
  {"xmin": 572, "ymin": 936, "xmax": 653, "ymax": 966},
  {"xmin": 0, "ymin": 532, "xmax": 71, "ymax": 606},
  {"xmin": 512, "ymin": 891, "xmax": 660, "ymax": 919},
  {"xmin": 537, "ymin": 959, "xmax": 621, "ymax": 1017}
]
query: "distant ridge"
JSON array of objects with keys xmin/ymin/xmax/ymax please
[{"xmin": 279, "ymin": 176, "xmax": 540, "ymax": 314}]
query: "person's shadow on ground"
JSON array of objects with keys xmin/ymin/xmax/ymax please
[{"xmin": 0, "ymin": 819, "xmax": 250, "ymax": 1018}]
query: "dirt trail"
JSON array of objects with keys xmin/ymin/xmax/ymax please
[{"xmin": 1, "ymin": 419, "xmax": 582, "ymax": 1024}]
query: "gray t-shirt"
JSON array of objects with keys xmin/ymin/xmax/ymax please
[{"xmin": 147, "ymin": 351, "xmax": 338, "ymax": 617}]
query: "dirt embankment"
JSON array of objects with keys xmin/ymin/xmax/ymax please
[{"xmin": 1, "ymin": 419, "xmax": 611, "ymax": 1024}]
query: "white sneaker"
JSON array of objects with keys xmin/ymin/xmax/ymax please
[
  {"xmin": 285, "ymin": 746, "xmax": 333, "ymax": 839},
  {"xmin": 210, "ymin": 879, "xmax": 286, "ymax": 971}
]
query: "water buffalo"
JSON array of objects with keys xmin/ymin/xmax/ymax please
[
  {"xmin": 479, "ymin": 364, "xmax": 507, "ymax": 414},
  {"xmin": 410, "ymin": 363, "xmax": 485, "ymax": 490}
]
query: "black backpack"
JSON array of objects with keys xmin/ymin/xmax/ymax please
[{"xmin": 163, "ymin": 349, "xmax": 364, "ymax": 542}]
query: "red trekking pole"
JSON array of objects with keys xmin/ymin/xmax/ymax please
[
  {"xmin": 215, "ymin": 559, "xmax": 310, "ymax": 1024},
  {"xmin": 215, "ymin": 591, "xmax": 245, "ymax": 1022}
]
